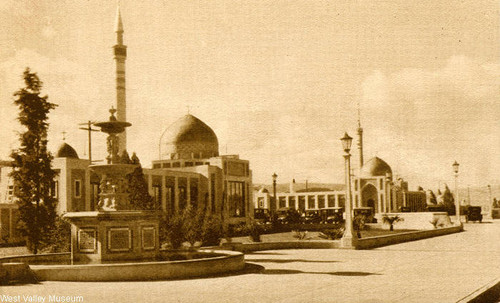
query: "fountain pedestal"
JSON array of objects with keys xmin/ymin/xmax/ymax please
[
  {"xmin": 64, "ymin": 211, "xmax": 160, "ymax": 263},
  {"xmin": 63, "ymin": 108, "xmax": 160, "ymax": 263}
]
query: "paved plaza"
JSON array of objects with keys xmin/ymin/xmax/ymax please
[{"xmin": 2, "ymin": 221, "xmax": 500, "ymax": 303}]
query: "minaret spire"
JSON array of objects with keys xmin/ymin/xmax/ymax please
[
  {"xmin": 357, "ymin": 99, "xmax": 364, "ymax": 168},
  {"xmin": 113, "ymin": 4, "xmax": 127, "ymax": 154}
]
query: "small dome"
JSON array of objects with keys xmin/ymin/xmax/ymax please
[
  {"xmin": 56, "ymin": 143, "xmax": 79, "ymax": 159},
  {"xmin": 360, "ymin": 157, "xmax": 392, "ymax": 178},
  {"xmin": 161, "ymin": 114, "xmax": 219, "ymax": 160},
  {"xmin": 258, "ymin": 187, "xmax": 269, "ymax": 194}
]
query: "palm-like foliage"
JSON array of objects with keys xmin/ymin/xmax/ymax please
[{"xmin": 382, "ymin": 215, "xmax": 403, "ymax": 231}]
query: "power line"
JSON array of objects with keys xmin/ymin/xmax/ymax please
[{"xmin": 79, "ymin": 121, "xmax": 99, "ymax": 163}]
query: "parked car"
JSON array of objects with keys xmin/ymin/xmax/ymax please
[
  {"xmin": 320, "ymin": 208, "xmax": 344, "ymax": 224},
  {"xmin": 465, "ymin": 206, "xmax": 482, "ymax": 223},
  {"xmin": 254, "ymin": 208, "xmax": 270, "ymax": 221},
  {"xmin": 302, "ymin": 210, "xmax": 322, "ymax": 224},
  {"xmin": 275, "ymin": 208, "xmax": 289, "ymax": 224}
]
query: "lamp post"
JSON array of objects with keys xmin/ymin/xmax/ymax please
[
  {"xmin": 340, "ymin": 132, "xmax": 357, "ymax": 248},
  {"xmin": 452, "ymin": 161, "xmax": 461, "ymax": 225},
  {"xmin": 487, "ymin": 185, "xmax": 492, "ymax": 205},
  {"xmin": 272, "ymin": 173, "xmax": 278, "ymax": 215}
]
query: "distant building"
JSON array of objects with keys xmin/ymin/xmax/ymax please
[
  {"xmin": 147, "ymin": 114, "xmax": 253, "ymax": 225},
  {"xmin": 0, "ymin": 10, "xmax": 254, "ymax": 243}
]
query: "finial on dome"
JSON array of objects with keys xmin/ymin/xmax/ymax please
[{"xmin": 62, "ymin": 131, "xmax": 67, "ymax": 141}]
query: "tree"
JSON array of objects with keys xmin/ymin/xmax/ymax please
[
  {"xmin": 127, "ymin": 153, "xmax": 155, "ymax": 210},
  {"xmin": 441, "ymin": 184, "xmax": 455, "ymax": 215},
  {"xmin": 10, "ymin": 68, "xmax": 58, "ymax": 254},
  {"xmin": 382, "ymin": 215, "xmax": 403, "ymax": 231},
  {"xmin": 428, "ymin": 190, "xmax": 438, "ymax": 205}
]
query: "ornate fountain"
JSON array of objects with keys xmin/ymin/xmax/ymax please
[{"xmin": 63, "ymin": 108, "xmax": 160, "ymax": 263}]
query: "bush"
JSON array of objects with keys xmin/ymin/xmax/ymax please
[
  {"xmin": 353, "ymin": 213, "xmax": 367, "ymax": 238},
  {"xmin": 292, "ymin": 230, "xmax": 308, "ymax": 240},
  {"xmin": 162, "ymin": 212, "xmax": 186, "ymax": 249},
  {"xmin": 244, "ymin": 221, "xmax": 263, "ymax": 242},
  {"xmin": 40, "ymin": 216, "xmax": 71, "ymax": 253},
  {"xmin": 183, "ymin": 206, "xmax": 205, "ymax": 247},
  {"xmin": 429, "ymin": 217, "xmax": 444, "ymax": 229},
  {"xmin": 201, "ymin": 215, "xmax": 223, "ymax": 246},
  {"xmin": 318, "ymin": 224, "xmax": 345, "ymax": 240},
  {"xmin": 160, "ymin": 206, "xmax": 224, "ymax": 249}
]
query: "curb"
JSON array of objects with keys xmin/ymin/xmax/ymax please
[{"xmin": 457, "ymin": 277, "xmax": 500, "ymax": 303}]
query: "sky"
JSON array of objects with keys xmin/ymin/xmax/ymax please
[{"xmin": 0, "ymin": 0, "xmax": 498, "ymax": 190}]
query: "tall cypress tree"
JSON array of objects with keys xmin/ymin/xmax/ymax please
[
  {"xmin": 128, "ymin": 153, "xmax": 155, "ymax": 210},
  {"xmin": 10, "ymin": 68, "xmax": 58, "ymax": 254}
]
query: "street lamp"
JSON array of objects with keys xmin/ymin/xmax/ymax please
[
  {"xmin": 452, "ymin": 161, "xmax": 461, "ymax": 225},
  {"xmin": 272, "ymin": 173, "xmax": 278, "ymax": 214},
  {"xmin": 340, "ymin": 132, "xmax": 356, "ymax": 248},
  {"xmin": 487, "ymin": 184, "xmax": 492, "ymax": 205}
]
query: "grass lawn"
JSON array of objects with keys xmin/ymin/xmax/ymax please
[
  {"xmin": 360, "ymin": 229, "xmax": 417, "ymax": 238},
  {"xmin": 231, "ymin": 228, "xmax": 418, "ymax": 243}
]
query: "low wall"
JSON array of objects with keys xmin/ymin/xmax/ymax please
[
  {"xmin": 374, "ymin": 212, "xmax": 453, "ymax": 230},
  {"xmin": 0, "ymin": 252, "xmax": 70, "ymax": 264},
  {"xmin": 221, "ymin": 240, "xmax": 339, "ymax": 253},
  {"xmin": 0, "ymin": 250, "xmax": 244, "ymax": 282},
  {"xmin": 356, "ymin": 225, "xmax": 463, "ymax": 250}
]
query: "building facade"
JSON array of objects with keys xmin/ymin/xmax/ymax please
[{"xmin": 255, "ymin": 157, "xmax": 427, "ymax": 219}]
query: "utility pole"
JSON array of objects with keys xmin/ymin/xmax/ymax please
[
  {"xmin": 79, "ymin": 121, "xmax": 99, "ymax": 163},
  {"xmin": 467, "ymin": 185, "xmax": 471, "ymax": 205}
]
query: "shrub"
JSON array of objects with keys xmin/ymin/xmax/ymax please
[
  {"xmin": 161, "ymin": 207, "xmax": 225, "ymax": 249},
  {"xmin": 353, "ymin": 213, "xmax": 367, "ymax": 238},
  {"xmin": 429, "ymin": 217, "xmax": 444, "ymax": 229},
  {"xmin": 318, "ymin": 224, "xmax": 345, "ymax": 240},
  {"xmin": 40, "ymin": 216, "xmax": 71, "ymax": 253},
  {"xmin": 183, "ymin": 206, "xmax": 205, "ymax": 247},
  {"xmin": 292, "ymin": 230, "xmax": 308, "ymax": 240},
  {"xmin": 162, "ymin": 212, "xmax": 186, "ymax": 249},
  {"xmin": 201, "ymin": 215, "xmax": 223, "ymax": 246},
  {"xmin": 244, "ymin": 221, "xmax": 263, "ymax": 242}
]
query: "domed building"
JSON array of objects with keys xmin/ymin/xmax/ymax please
[
  {"xmin": 52, "ymin": 141, "xmax": 91, "ymax": 214},
  {"xmin": 145, "ymin": 114, "xmax": 253, "ymax": 225},
  {"xmin": 359, "ymin": 157, "xmax": 392, "ymax": 178},
  {"xmin": 160, "ymin": 114, "xmax": 219, "ymax": 160},
  {"xmin": 56, "ymin": 142, "xmax": 80, "ymax": 159},
  {"xmin": 353, "ymin": 155, "xmax": 427, "ymax": 216}
]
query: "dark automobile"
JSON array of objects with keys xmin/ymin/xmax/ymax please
[
  {"xmin": 465, "ymin": 206, "xmax": 482, "ymax": 223},
  {"xmin": 254, "ymin": 208, "xmax": 269, "ymax": 221},
  {"xmin": 320, "ymin": 208, "xmax": 344, "ymax": 224},
  {"xmin": 302, "ymin": 210, "xmax": 322, "ymax": 224},
  {"xmin": 275, "ymin": 208, "xmax": 289, "ymax": 224}
]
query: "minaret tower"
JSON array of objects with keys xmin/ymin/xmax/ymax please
[
  {"xmin": 357, "ymin": 100, "xmax": 364, "ymax": 168},
  {"xmin": 114, "ymin": 5, "xmax": 127, "ymax": 154}
]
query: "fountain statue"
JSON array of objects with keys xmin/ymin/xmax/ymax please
[{"xmin": 63, "ymin": 108, "xmax": 160, "ymax": 263}]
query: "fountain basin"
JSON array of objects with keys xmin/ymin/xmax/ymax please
[{"xmin": 0, "ymin": 250, "xmax": 244, "ymax": 282}]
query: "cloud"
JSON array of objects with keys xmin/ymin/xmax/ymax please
[
  {"xmin": 360, "ymin": 56, "xmax": 500, "ymax": 188},
  {"xmin": 0, "ymin": 48, "xmax": 106, "ymax": 160},
  {"xmin": 42, "ymin": 18, "xmax": 56, "ymax": 39}
]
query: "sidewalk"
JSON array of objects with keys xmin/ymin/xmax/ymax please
[{"xmin": 1, "ymin": 221, "xmax": 499, "ymax": 303}]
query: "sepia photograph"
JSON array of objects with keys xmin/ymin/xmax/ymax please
[{"xmin": 0, "ymin": 1, "xmax": 499, "ymax": 302}]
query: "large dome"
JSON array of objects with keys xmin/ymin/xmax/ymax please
[
  {"xmin": 161, "ymin": 114, "xmax": 219, "ymax": 160},
  {"xmin": 56, "ymin": 143, "xmax": 79, "ymax": 159},
  {"xmin": 360, "ymin": 157, "xmax": 392, "ymax": 178}
]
